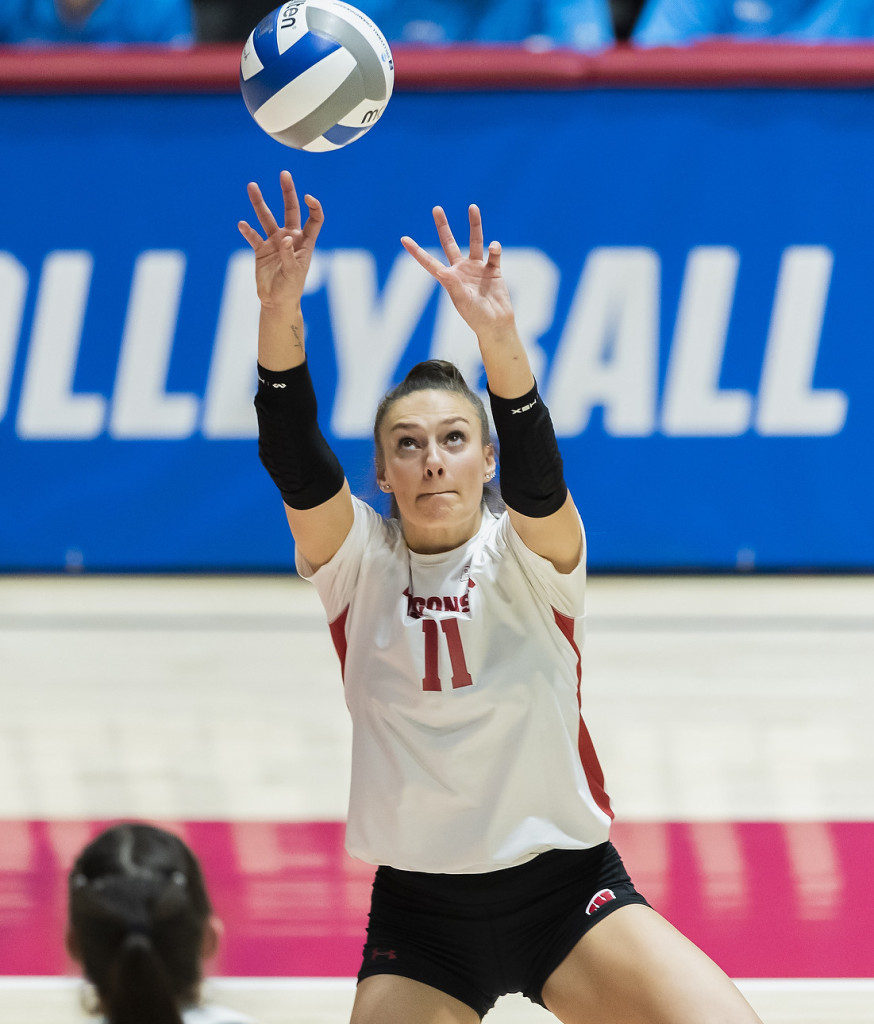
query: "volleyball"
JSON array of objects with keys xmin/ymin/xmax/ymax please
[{"xmin": 240, "ymin": 1, "xmax": 394, "ymax": 152}]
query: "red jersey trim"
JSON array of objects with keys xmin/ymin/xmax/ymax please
[
  {"xmin": 553, "ymin": 608, "xmax": 614, "ymax": 821},
  {"xmin": 328, "ymin": 606, "xmax": 350, "ymax": 682}
]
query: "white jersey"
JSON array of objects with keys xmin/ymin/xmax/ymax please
[{"xmin": 297, "ymin": 498, "xmax": 613, "ymax": 874}]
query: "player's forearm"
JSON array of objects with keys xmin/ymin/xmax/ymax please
[
  {"xmin": 476, "ymin": 321, "xmax": 535, "ymax": 400},
  {"xmin": 257, "ymin": 304, "xmax": 306, "ymax": 372},
  {"xmin": 255, "ymin": 358, "xmax": 345, "ymax": 510},
  {"xmin": 486, "ymin": 339, "xmax": 568, "ymax": 521}
]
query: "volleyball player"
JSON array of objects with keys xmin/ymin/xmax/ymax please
[
  {"xmin": 239, "ymin": 170, "xmax": 764, "ymax": 1024},
  {"xmin": 67, "ymin": 823, "xmax": 253, "ymax": 1024}
]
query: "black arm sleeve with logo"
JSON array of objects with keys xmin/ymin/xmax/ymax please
[
  {"xmin": 488, "ymin": 382, "xmax": 567, "ymax": 518},
  {"xmin": 254, "ymin": 361, "xmax": 345, "ymax": 510}
]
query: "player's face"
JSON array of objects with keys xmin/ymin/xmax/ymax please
[{"xmin": 378, "ymin": 389, "xmax": 495, "ymax": 553}]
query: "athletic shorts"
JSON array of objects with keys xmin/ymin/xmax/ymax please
[{"xmin": 357, "ymin": 841, "xmax": 649, "ymax": 1018}]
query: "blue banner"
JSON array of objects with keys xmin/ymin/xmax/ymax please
[{"xmin": 1, "ymin": 87, "xmax": 872, "ymax": 570}]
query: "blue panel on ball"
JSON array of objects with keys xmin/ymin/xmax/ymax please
[
  {"xmin": 252, "ymin": 10, "xmax": 277, "ymax": 47},
  {"xmin": 242, "ymin": 29, "xmax": 343, "ymax": 117},
  {"xmin": 322, "ymin": 122, "xmax": 367, "ymax": 146}
]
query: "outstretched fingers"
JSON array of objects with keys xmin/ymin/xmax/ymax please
[
  {"xmin": 486, "ymin": 239, "xmax": 502, "ymax": 270},
  {"xmin": 278, "ymin": 168, "xmax": 324, "ymax": 250},
  {"xmin": 431, "ymin": 203, "xmax": 491, "ymax": 265},
  {"xmin": 402, "ymin": 203, "xmax": 498, "ymax": 282},
  {"xmin": 400, "ymin": 234, "xmax": 447, "ymax": 278},
  {"xmin": 300, "ymin": 193, "xmax": 325, "ymax": 248},
  {"xmin": 432, "ymin": 206, "xmax": 464, "ymax": 264},
  {"xmin": 237, "ymin": 219, "xmax": 263, "ymax": 251},
  {"xmin": 468, "ymin": 205, "xmax": 485, "ymax": 262},
  {"xmin": 241, "ymin": 173, "xmax": 324, "ymax": 253},
  {"xmin": 246, "ymin": 180, "xmax": 280, "ymax": 238},
  {"xmin": 279, "ymin": 169, "xmax": 302, "ymax": 231}
]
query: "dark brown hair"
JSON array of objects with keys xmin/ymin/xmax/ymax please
[{"xmin": 68, "ymin": 823, "xmax": 212, "ymax": 1024}]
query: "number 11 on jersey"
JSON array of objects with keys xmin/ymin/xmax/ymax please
[{"xmin": 422, "ymin": 619, "xmax": 472, "ymax": 691}]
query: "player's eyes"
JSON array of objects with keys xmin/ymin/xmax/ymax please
[{"xmin": 396, "ymin": 431, "xmax": 465, "ymax": 450}]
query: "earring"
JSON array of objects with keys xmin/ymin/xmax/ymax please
[
  {"xmin": 380, "ymin": 483, "xmax": 391, "ymax": 492},
  {"xmin": 485, "ymin": 471, "xmax": 494, "ymax": 481}
]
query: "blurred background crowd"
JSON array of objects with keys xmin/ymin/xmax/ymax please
[{"xmin": 3, "ymin": 0, "xmax": 874, "ymax": 48}]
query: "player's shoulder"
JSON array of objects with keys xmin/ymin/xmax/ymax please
[{"xmin": 351, "ymin": 495, "xmax": 405, "ymax": 550}]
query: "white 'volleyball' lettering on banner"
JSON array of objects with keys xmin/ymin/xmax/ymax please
[{"xmin": 0, "ymin": 245, "xmax": 848, "ymax": 443}]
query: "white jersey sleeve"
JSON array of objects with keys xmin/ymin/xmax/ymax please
[
  {"xmin": 295, "ymin": 496, "xmax": 400, "ymax": 620},
  {"xmin": 499, "ymin": 512, "xmax": 587, "ymax": 620}
]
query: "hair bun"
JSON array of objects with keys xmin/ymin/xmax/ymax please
[{"xmin": 402, "ymin": 360, "xmax": 467, "ymax": 389}]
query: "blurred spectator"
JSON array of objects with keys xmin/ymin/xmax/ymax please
[
  {"xmin": 67, "ymin": 823, "xmax": 254, "ymax": 1024},
  {"xmin": 633, "ymin": 0, "xmax": 874, "ymax": 46},
  {"xmin": 610, "ymin": 0, "xmax": 647, "ymax": 40},
  {"xmin": 191, "ymin": 0, "xmax": 616, "ymax": 49},
  {"xmin": 0, "ymin": 0, "xmax": 193, "ymax": 45},
  {"xmin": 359, "ymin": 0, "xmax": 615, "ymax": 49},
  {"xmin": 191, "ymin": 0, "xmax": 274, "ymax": 42}
]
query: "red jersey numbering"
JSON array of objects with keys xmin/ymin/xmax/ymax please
[{"xmin": 422, "ymin": 618, "xmax": 472, "ymax": 691}]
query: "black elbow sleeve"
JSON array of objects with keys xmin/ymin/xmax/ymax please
[
  {"xmin": 488, "ymin": 382, "xmax": 567, "ymax": 518},
  {"xmin": 255, "ymin": 361, "xmax": 345, "ymax": 510}
]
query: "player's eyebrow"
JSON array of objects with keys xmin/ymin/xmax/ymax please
[{"xmin": 389, "ymin": 416, "xmax": 471, "ymax": 432}]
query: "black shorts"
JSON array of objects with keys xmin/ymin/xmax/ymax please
[{"xmin": 358, "ymin": 841, "xmax": 649, "ymax": 1018}]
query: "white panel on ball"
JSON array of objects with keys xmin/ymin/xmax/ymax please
[
  {"xmin": 239, "ymin": 0, "xmax": 394, "ymax": 152},
  {"xmin": 254, "ymin": 49, "xmax": 358, "ymax": 135}
]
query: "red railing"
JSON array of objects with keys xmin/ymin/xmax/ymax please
[{"xmin": 2, "ymin": 40, "xmax": 874, "ymax": 93}]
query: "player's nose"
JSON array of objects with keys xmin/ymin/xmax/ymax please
[{"xmin": 423, "ymin": 441, "xmax": 445, "ymax": 477}]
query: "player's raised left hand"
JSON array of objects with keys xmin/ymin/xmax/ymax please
[{"xmin": 402, "ymin": 205, "xmax": 516, "ymax": 342}]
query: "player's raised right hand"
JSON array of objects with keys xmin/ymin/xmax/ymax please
[{"xmin": 238, "ymin": 169, "xmax": 324, "ymax": 312}]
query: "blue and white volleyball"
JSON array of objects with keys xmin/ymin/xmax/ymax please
[{"xmin": 240, "ymin": 1, "xmax": 394, "ymax": 152}]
